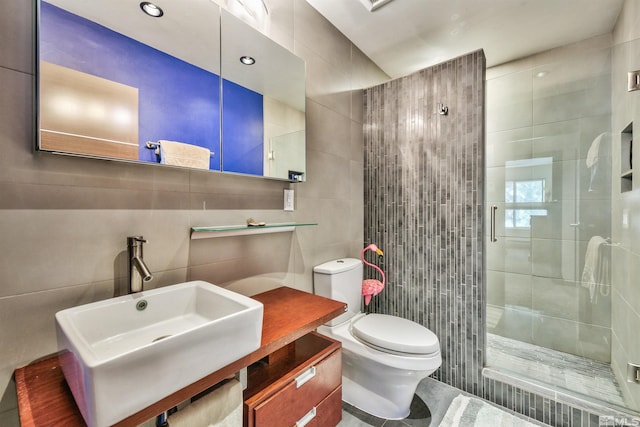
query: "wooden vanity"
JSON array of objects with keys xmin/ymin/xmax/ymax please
[{"xmin": 14, "ymin": 287, "xmax": 346, "ymax": 427}]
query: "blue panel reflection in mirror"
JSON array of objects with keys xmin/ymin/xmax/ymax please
[
  {"xmin": 39, "ymin": 1, "xmax": 222, "ymax": 170},
  {"xmin": 222, "ymin": 81, "xmax": 264, "ymax": 176}
]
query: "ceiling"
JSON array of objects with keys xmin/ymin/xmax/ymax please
[{"xmin": 305, "ymin": 0, "xmax": 625, "ymax": 78}]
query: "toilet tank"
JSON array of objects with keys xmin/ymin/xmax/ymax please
[{"xmin": 313, "ymin": 258, "xmax": 362, "ymax": 326}]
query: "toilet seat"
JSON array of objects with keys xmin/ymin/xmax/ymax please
[{"xmin": 351, "ymin": 314, "xmax": 439, "ymax": 355}]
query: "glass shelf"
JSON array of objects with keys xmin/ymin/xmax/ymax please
[{"xmin": 191, "ymin": 223, "xmax": 317, "ymax": 239}]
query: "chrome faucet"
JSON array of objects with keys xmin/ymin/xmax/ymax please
[{"xmin": 127, "ymin": 236, "xmax": 153, "ymax": 293}]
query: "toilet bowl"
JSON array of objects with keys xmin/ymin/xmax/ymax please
[{"xmin": 314, "ymin": 259, "xmax": 442, "ymax": 420}]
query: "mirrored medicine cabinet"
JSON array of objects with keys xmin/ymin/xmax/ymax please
[{"xmin": 37, "ymin": 0, "xmax": 306, "ymax": 182}]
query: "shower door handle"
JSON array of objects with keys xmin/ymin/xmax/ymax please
[{"xmin": 490, "ymin": 205, "xmax": 498, "ymax": 242}]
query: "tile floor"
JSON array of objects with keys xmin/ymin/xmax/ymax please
[
  {"xmin": 337, "ymin": 377, "xmax": 546, "ymax": 426},
  {"xmin": 486, "ymin": 333, "xmax": 625, "ymax": 408}
]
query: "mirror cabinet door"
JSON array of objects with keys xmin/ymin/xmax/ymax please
[
  {"xmin": 37, "ymin": 0, "xmax": 305, "ymax": 181},
  {"xmin": 220, "ymin": 10, "xmax": 306, "ymax": 180}
]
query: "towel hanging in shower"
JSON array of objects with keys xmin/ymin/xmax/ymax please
[{"xmin": 581, "ymin": 235, "xmax": 609, "ymax": 303}]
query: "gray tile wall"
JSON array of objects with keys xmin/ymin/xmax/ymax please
[
  {"xmin": 482, "ymin": 373, "xmax": 636, "ymax": 427},
  {"xmin": 363, "ymin": 50, "xmax": 486, "ymax": 395},
  {"xmin": 482, "ymin": 376, "xmax": 602, "ymax": 426}
]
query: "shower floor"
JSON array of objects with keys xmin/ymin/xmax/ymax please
[{"xmin": 486, "ymin": 333, "xmax": 626, "ymax": 408}]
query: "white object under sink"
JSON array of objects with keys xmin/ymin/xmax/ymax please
[{"xmin": 55, "ymin": 280, "xmax": 263, "ymax": 427}]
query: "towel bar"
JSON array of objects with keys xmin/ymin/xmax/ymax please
[
  {"xmin": 145, "ymin": 141, "xmax": 215, "ymax": 156},
  {"xmin": 603, "ymin": 237, "xmax": 620, "ymax": 247}
]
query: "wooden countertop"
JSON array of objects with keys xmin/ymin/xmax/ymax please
[{"xmin": 14, "ymin": 286, "xmax": 346, "ymax": 427}]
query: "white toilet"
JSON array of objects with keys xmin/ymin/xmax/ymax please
[{"xmin": 314, "ymin": 258, "xmax": 442, "ymax": 420}]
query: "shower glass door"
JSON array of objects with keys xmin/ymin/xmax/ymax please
[{"xmin": 485, "ymin": 42, "xmax": 618, "ymax": 408}]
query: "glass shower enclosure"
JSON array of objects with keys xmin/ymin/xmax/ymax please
[{"xmin": 484, "ymin": 39, "xmax": 629, "ymax": 411}]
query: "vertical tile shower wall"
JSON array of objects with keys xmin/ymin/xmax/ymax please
[{"xmin": 363, "ymin": 50, "xmax": 486, "ymax": 395}]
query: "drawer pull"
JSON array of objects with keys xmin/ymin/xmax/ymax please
[
  {"xmin": 296, "ymin": 406, "xmax": 316, "ymax": 427},
  {"xmin": 295, "ymin": 366, "xmax": 316, "ymax": 388}
]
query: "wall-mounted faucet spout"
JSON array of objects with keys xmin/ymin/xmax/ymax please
[{"xmin": 127, "ymin": 236, "xmax": 153, "ymax": 293}]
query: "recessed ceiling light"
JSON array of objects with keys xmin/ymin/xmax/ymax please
[
  {"xmin": 240, "ymin": 56, "xmax": 256, "ymax": 65},
  {"xmin": 536, "ymin": 71, "xmax": 548, "ymax": 78},
  {"xmin": 140, "ymin": 2, "xmax": 164, "ymax": 18}
]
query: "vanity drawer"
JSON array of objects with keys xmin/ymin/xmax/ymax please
[
  {"xmin": 296, "ymin": 386, "xmax": 342, "ymax": 427},
  {"xmin": 253, "ymin": 348, "xmax": 341, "ymax": 427}
]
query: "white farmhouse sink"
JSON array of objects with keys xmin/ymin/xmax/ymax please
[{"xmin": 55, "ymin": 280, "xmax": 263, "ymax": 427}]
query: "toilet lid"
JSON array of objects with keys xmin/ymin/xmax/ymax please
[{"xmin": 351, "ymin": 314, "xmax": 439, "ymax": 355}]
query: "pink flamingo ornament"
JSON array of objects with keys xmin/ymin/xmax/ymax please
[{"xmin": 361, "ymin": 243, "xmax": 385, "ymax": 306}]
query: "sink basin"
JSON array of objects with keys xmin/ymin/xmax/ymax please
[{"xmin": 55, "ymin": 280, "xmax": 263, "ymax": 427}]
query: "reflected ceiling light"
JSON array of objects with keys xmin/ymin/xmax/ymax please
[
  {"xmin": 140, "ymin": 2, "xmax": 164, "ymax": 18},
  {"xmin": 536, "ymin": 71, "xmax": 548, "ymax": 78},
  {"xmin": 358, "ymin": 0, "xmax": 396, "ymax": 12},
  {"xmin": 240, "ymin": 56, "xmax": 256, "ymax": 65},
  {"xmin": 226, "ymin": 0, "xmax": 269, "ymax": 18},
  {"xmin": 113, "ymin": 107, "xmax": 134, "ymax": 126},
  {"xmin": 225, "ymin": 0, "xmax": 270, "ymax": 32}
]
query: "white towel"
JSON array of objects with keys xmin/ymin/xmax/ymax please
[
  {"xmin": 159, "ymin": 140, "xmax": 210, "ymax": 170},
  {"xmin": 581, "ymin": 235, "xmax": 607, "ymax": 303},
  {"xmin": 586, "ymin": 133, "xmax": 606, "ymax": 192},
  {"xmin": 586, "ymin": 133, "xmax": 605, "ymax": 168},
  {"xmin": 168, "ymin": 379, "xmax": 242, "ymax": 427}
]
